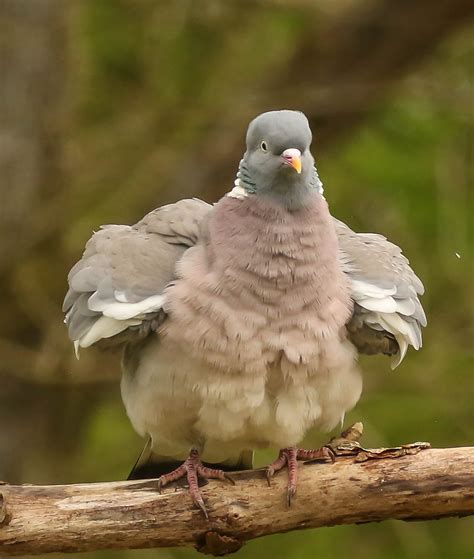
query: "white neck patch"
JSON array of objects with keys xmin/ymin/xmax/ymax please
[{"xmin": 226, "ymin": 179, "xmax": 249, "ymax": 200}]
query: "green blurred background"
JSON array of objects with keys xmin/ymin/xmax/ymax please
[{"xmin": 0, "ymin": 1, "xmax": 473, "ymax": 558}]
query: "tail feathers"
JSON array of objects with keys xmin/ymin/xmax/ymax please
[
  {"xmin": 127, "ymin": 438, "xmax": 254, "ymax": 480},
  {"xmin": 127, "ymin": 437, "xmax": 175, "ymax": 480}
]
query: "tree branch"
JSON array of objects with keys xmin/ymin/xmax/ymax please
[{"xmin": 0, "ymin": 445, "xmax": 473, "ymax": 556}]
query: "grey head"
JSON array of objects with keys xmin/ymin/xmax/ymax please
[{"xmin": 237, "ymin": 110, "xmax": 323, "ymax": 210}]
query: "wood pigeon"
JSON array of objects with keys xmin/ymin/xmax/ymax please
[{"xmin": 63, "ymin": 110, "xmax": 426, "ymax": 515}]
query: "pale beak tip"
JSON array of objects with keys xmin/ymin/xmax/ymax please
[{"xmin": 282, "ymin": 148, "xmax": 302, "ymax": 174}]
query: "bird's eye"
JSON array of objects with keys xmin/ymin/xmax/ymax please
[{"xmin": 260, "ymin": 141, "xmax": 267, "ymax": 152}]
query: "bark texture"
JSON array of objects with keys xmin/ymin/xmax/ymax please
[{"xmin": 0, "ymin": 446, "xmax": 472, "ymax": 556}]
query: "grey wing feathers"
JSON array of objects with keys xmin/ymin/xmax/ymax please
[
  {"xmin": 335, "ymin": 218, "xmax": 427, "ymax": 368},
  {"xmin": 63, "ymin": 198, "xmax": 212, "ymax": 352}
]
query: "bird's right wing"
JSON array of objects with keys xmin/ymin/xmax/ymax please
[
  {"xmin": 63, "ymin": 198, "xmax": 212, "ymax": 353},
  {"xmin": 335, "ymin": 218, "xmax": 427, "ymax": 368}
]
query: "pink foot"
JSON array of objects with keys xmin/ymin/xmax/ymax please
[
  {"xmin": 265, "ymin": 446, "xmax": 335, "ymax": 506},
  {"xmin": 157, "ymin": 449, "xmax": 235, "ymax": 518}
]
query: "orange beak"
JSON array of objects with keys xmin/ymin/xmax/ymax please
[{"xmin": 281, "ymin": 148, "xmax": 302, "ymax": 174}]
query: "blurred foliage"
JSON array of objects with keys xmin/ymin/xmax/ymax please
[{"xmin": 1, "ymin": 1, "xmax": 472, "ymax": 558}]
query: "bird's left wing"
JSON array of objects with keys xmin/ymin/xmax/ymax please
[
  {"xmin": 335, "ymin": 218, "xmax": 427, "ymax": 368},
  {"xmin": 63, "ymin": 198, "xmax": 212, "ymax": 353}
]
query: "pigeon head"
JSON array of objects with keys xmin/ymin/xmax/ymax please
[{"xmin": 237, "ymin": 110, "xmax": 323, "ymax": 209}]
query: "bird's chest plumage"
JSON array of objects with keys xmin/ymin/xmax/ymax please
[
  {"xmin": 122, "ymin": 195, "xmax": 362, "ymax": 457},
  {"xmin": 164, "ymin": 195, "xmax": 353, "ymax": 371}
]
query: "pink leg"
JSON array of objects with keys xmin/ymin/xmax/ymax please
[
  {"xmin": 158, "ymin": 449, "xmax": 234, "ymax": 518},
  {"xmin": 266, "ymin": 446, "xmax": 335, "ymax": 506}
]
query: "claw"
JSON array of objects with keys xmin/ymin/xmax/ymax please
[
  {"xmin": 223, "ymin": 473, "xmax": 236, "ymax": 486},
  {"xmin": 265, "ymin": 468, "xmax": 274, "ymax": 487},
  {"xmin": 326, "ymin": 446, "xmax": 336, "ymax": 463},
  {"xmin": 287, "ymin": 486, "xmax": 296, "ymax": 508},
  {"xmin": 193, "ymin": 495, "xmax": 209, "ymax": 520}
]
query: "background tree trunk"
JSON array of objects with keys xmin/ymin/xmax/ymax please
[{"xmin": 0, "ymin": 0, "xmax": 101, "ymax": 484}]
